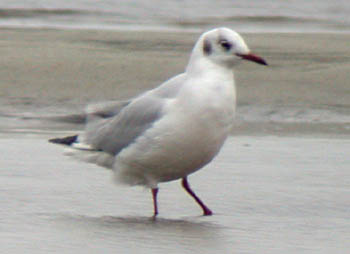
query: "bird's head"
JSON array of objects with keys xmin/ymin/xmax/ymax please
[{"xmin": 190, "ymin": 27, "xmax": 267, "ymax": 70}]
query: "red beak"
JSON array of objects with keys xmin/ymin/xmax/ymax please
[{"xmin": 237, "ymin": 53, "xmax": 268, "ymax": 66}]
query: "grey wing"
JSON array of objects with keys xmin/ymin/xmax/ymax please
[
  {"xmin": 79, "ymin": 73, "xmax": 187, "ymax": 155},
  {"xmin": 80, "ymin": 93, "xmax": 164, "ymax": 156}
]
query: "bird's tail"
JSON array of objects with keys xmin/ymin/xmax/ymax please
[
  {"xmin": 49, "ymin": 135, "xmax": 78, "ymax": 146},
  {"xmin": 49, "ymin": 134, "xmax": 115, "ymax": 169}
]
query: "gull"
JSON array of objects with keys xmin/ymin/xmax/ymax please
[{"xmin": 49, "ymin": 27, "xmax": 267, "ymax": 217}]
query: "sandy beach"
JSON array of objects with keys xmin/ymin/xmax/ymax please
[
  {"xmin": 1, "ymin": 28, "xmax": 349, "ymax": 107},
  {"xmin": 0, "ymin": 28, "xmax": 349, "ymax": 253},
  {"xmin": 0, "ymin": 28, "xmax": 349, "ymax": 135}
]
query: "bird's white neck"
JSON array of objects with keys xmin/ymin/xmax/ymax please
[{"xmin": 186, "ymin": 53, "xmax": 234, "ymax": 81}]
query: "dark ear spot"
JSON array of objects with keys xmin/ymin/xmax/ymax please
[{"xmin": 203, "ymin": 39, "xmax": 212, "ymax": 55}]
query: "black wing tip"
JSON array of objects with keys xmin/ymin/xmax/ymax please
[{"xmin": 49, "ymin": 135, "xmax": 78, "ymax": 146}]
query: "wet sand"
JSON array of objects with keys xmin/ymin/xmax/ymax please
[{"xmin": 1, "ymin": 136, "xmax": 349, "ymax": 253}]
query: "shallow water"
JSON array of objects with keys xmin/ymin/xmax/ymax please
[
  {"xmin": 1, "ymin": 0, "xmax": 350, "ymax": 33},
  {"xmin": 1, "ymin": 135, "xmax": 349, "ymax": 253}
]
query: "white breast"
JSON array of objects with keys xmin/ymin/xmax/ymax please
[{"xmin": 114, "ymin": 73, "xmax": 236, "ymax": 188}]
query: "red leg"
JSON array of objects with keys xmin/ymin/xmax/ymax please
[
  {"xmin": 151, "ymin": 188, "xmax": 159, "ymax": 217},
  {"xmin": 181, "ymin": 177, "xmax": 213, "ymax": 216}
]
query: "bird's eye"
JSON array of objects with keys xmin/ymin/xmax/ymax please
[{"xmin": 220, "ymin": 40, "xmax": 232, "ymax": 51}]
